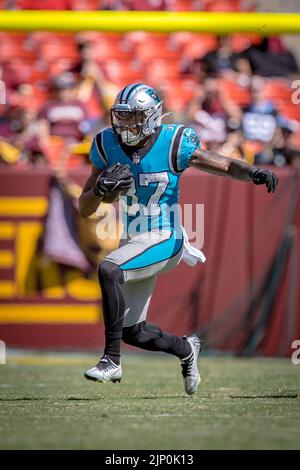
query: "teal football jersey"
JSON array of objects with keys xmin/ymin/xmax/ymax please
[{"xmin": 89, "ymin": 124, "xmax": 201, "ymax": 235}]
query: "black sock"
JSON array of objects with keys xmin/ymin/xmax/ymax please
[
  {"xmin": 98, "ymin": 261, "xmax": 125, "ymax": 360},
  {"xmin": 122, "ymin": 321, "xmax": 192, "ymax": 359},
  {"xmin": 104, "ymin": 354, "xmax": 120, "ymax": 366}
]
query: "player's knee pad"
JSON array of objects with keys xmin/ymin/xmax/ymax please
[
  {"xmin": 98, "ymin": 260, "xmax": 124, "ymax": 286},
  {"xmin": 122, "ymin": 321, "xmax": 162, "ymax": 347}
]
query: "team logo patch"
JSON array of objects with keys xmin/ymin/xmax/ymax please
[
  {"xmin": 145, "ymin": 88, "xmax": 160, "ymax": 104},
  {"xmin": 185, "ymin": 130, "xmax": 200, "ymax": 148}
]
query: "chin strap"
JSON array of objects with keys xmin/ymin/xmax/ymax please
[{"xmin": 120, "ymin": 129, "xmax": 143, "ymax": 146}]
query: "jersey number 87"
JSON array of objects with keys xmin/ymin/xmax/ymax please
[{"xmin": 123, "ymin": 172, "xmax": 170, "ymax": 216}]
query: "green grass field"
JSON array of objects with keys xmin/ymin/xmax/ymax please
[{"xmin": 0, "ymin": 353, "xmax": 299, "ymax": 450}]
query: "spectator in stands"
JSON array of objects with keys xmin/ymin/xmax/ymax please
[
  {"xmin": 186, "ymin": 78, "xmax": 240, "ymax": 145},
  {"xmin": 201, "ymin": 36, "xmax": 241, "ymax": 78},
  {"xmin": 100, "ymin": 0, "xmax": 124, "ymax": 8},
  {"xmin": 216, "ymin": 124, "xmax": 245, "ymax": 160},
  {"xmin": 36, "ymin": 72, "xmax": 89, "ymax": 144},
  {"xmin": 121, "ymin": 0, "xmax": 167, "ymax": 10},
  {"xmin": 233, "ymin": 55, "xmax": 253, "ymax": 88},
  {"xmin": 0, "ymin": 62, "xmax": 28, "ymax": 91},
  {"xmin": 0, "ymin": 106, "xmax": 45, "ymax": 165},
  {"xmin": 71, "ymin": 41, "xmax": 117, "ymax": 135},
  {"xmin": 0, "ymin": 106, "xmax": 27, "ymax": 141},
  {"xmin": 254, "ymin": 117, "xmax": 300, "ymax": 167},
  {"xmin": 242, "ymin": 76, "xmax": 278, "ymax": 143},
  {"xmin": 240, "ymin": 37, "xmax": 299, "ymax": 78},
  {"xmin": 203, "ymin": 0, "xmax": 254, "ymax": 11},
  {"xmin": 193, "ymin": 38, "xmax": 253, "ymax": 86}
]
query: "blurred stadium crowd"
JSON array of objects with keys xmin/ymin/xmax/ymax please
[{"xmin": 0, "ymin": 0, "xmax": 300, "ymax": 172}]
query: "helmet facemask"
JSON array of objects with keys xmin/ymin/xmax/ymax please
[{"xmin": 111, "ymin": 109, "xmax": 145, "ymax": 146}]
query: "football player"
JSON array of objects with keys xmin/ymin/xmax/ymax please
[{"xmin": 79, "ymin": 83, "xmax": 278, "ymax": 395}]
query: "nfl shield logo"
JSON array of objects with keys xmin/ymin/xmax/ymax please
[{"xmin": 132, "ymin": 153, "xmax": 140, "ymax": 164}]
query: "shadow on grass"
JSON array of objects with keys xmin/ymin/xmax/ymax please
[
  {"xmin": 0, "ymin": 395, "xmax": 183, "ymax": 401},
  {"xmin": 2, "ymin": 394, "xmax": 297, "ymax": 402},
  {"xmin": 230, "ymin": 394, "xmax": 299, "ymax": 399}
]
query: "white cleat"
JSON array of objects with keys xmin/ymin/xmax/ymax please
[
  {"xmin": 84, "ymin": 356, "xmax": 122, "ymax": 383},
  {"xmin": 181, "ymin": 334, "xmax": 202, "ymax": 395}
]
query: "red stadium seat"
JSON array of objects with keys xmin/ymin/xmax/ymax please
[
  {"xmin": 203, "ymin": 0, "xmax": 242, "ymax": 11},
  {"xmin": 124, "ymin": 32, "xmax": 170, "ymax": 49},
  {"xmin": 122, "ymin": 0, "xmax": 166, "ymax": 10},
  {"xmin": 160, "ymin": 78, "xmax": 198, "ymax": 112},
  {"xmin": 76, "ymin": 32, "xmax": 123, "ymax": 47},
  {"xmin": 102, "ymin": 60, "xmax": 143, "ymax": 86},
  {"xmin": 69, "ymin": 0, "xmax": 100, "ymax": 9},
  {"xmin": 1, "ymin": 62, "xmax": 28, "ymax": 89},
  {"xmin": 38, "ymin": 43, "xmax": 79, "ymax": 63},
  {"xmin": 31, "ymin": 32, "xmax": 76, "ymax": 45},
  {"xmin": 9, "ymin": 88, "xmax": 49, "ymax": 111},
  {"xmin": 42, "ymin": 137, "xmax": 83, "ymax": 170},
  {"xmin": 279, "ymin": 104, "xmax": 300, "ymax": 121},
  {"xmin": 218, "ymin": 78, "xmax": 251, "ymax": 106},
  {"xmin": 108, "ymin": 76, "xmax": 145, "ymax": 90},
  {"xmin": 168, "ymin": 0, "xmax": 195, "ymax": 11},
  {"xmin": 162, "ymin": 77, "xmax": 198, "ymax": 95},
  {"xmin": 89, "ymin": 43, "xmax": 132, "ymax": 63},
  {"xmin": 265, "ymin": 80, "xmax": 300, "ymax": 114},
  {"xmin": 230, "ymin": 34, "xmax": 263, "ymax": 53},
  {"xmin": 47, "ymin": 58, "xmax": 78, "ymax": 76},
  {"xmin": 0, "ymin": 32, "xmax": 28, "ymax": 45},
  {"xmin": 163, "ymin": 92, "xmax": 192, "ymax": 113},
  {"xmin": 144, "ymin": 59, "xmax": 182, "ymax": 81},
  {"xmin": 134, "ymin": 42, "xmax": 180, "ymax": 62},
  {"xmin": 24, "ymin": 69, "xmax": 50, "ymax": 87},
  {"xmin": 15, "ymin": 0, "xmax": 72, "ymax": 9},
  {"xmin": 42, "ymin": 136, "xmax": 66, "ymax": 168},
  {"xmin": 263, "ymin": 81, "xmax": 292, "ymax": 111},
  {"xmin": 3, "ymin": 61, "xmax": 49, "ymax": 88},
  {"xmin": 0, "ymin": 43, "xmax": 37, "ymax": 64},
  {"xmin": 243, "ymin": 140, "xmax": 264, "ymax": 162},
  {"xmin": 181, "ymin": 34, "xmax": 218, "ymax": 60},
  {"xmin": 169, "ymin": 32, "xmax": 195, "ymax": 48},
  {"xmin": 82, "ymin": 89, "xmax": 104, "ymax": 119}
]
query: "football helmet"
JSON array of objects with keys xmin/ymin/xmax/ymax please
[{"xmin": 111, "ymin": 83, "xmax": 163, "ymax": 146}]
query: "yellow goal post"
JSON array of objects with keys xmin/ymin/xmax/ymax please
[{"xmin": 0, "ymin": 11, "xmax": 300, "ymax": 34}]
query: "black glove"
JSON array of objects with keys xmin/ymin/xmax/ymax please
[
  {"xmin": 250, "ymin": 168, "xmax": 278, "ymax": 193},
  {"xmin": 93, "ymin": 163, "xmax": 133, "ymax": 197}
]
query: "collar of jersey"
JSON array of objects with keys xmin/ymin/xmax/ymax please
[{"xmin": 119, "ymin": 126, "xmax": 163, "ymax": 163}]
